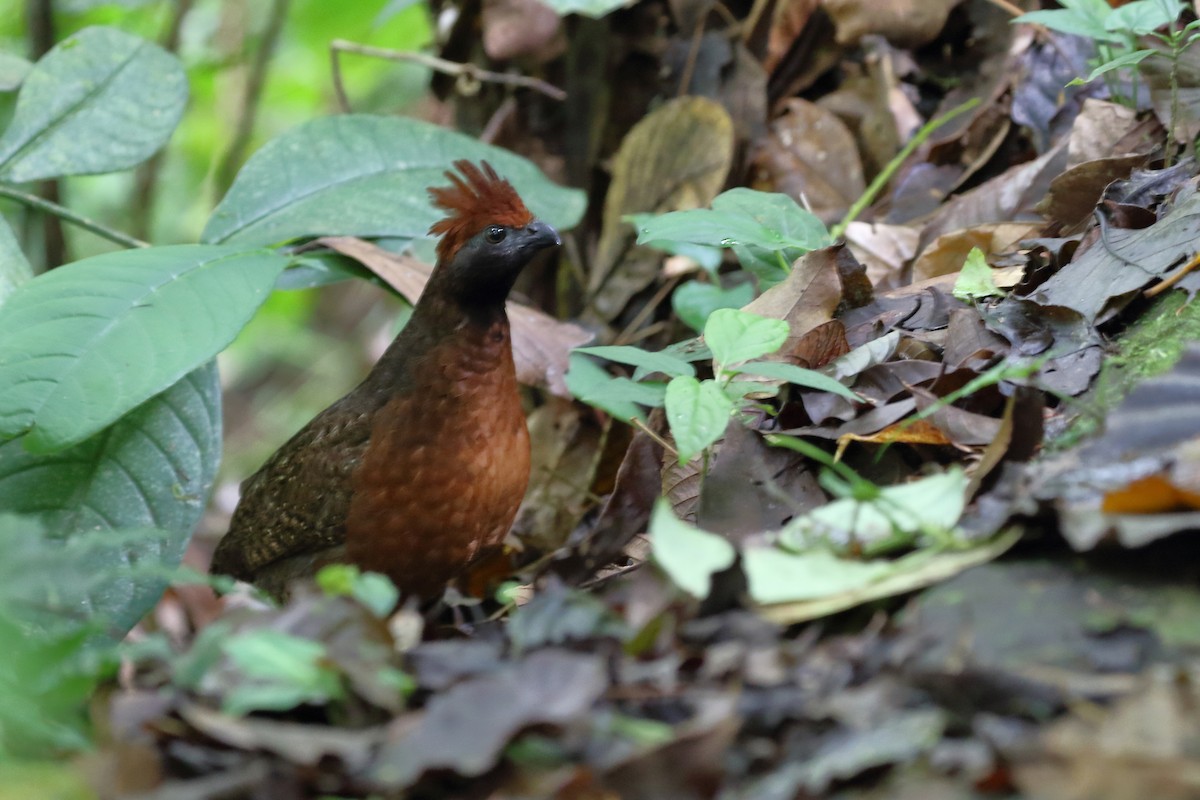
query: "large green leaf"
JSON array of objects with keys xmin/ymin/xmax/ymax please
[
  {"xmin": 203, "ymin": 115, "xmax": 587, "ymax": 247},
  {"xmin": 0, "ymin": 27, "xmax": 187, "ymax": 182},
  {"xmin": 0, "ymin": 362, "xmax": 221, "ymax": 634},
  {"xmin": 0, "ymin": 216, "xmax": 33, "ymax": 304},
  {"xmin": 0, "ymin": 245, "xmax": 286, "ymax": 452},
  {"xmin": 0, "ymin": 52, "xmax": 31, "ymax": 93}
]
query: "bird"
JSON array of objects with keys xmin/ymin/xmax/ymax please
[{"xmin": 210, "ymin": 160, "xmax": 561, "ymax": 600}]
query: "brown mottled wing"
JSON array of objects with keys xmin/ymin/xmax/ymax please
[{"xmin": 211, "ymin": 394, "xmax": 374, "ymax": 581}]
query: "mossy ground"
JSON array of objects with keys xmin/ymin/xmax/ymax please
[{"xmin": 1052, "ymin": 290, "xmax": 1200, "ymax": 450}]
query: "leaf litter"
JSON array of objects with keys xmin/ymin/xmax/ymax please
[{"xmin": 83, "ymin": 3, "xmax": 1200, "ymax": 798}]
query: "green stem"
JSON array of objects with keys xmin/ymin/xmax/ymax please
[
  {"xmin": 0, "ymin": 183, "xmax": 149, "ymax": 249},
  {"xmin": 830, "ymin": 97, "xmax": 982, "ymax": 241}
]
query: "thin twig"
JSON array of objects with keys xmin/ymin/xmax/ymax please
[
  {"xmin": 614, "ymin": 274, "xmax": 682, "ymax": 345},
  {"xmin": 330, "ymin": 40, "xmax": 351, "ymax": 112},
  {"xmin": 677, "ymin": 15, "xmax": 708, "ymax": 97},
  {"xmin": 633, "ymin": 417, "xmax": 677, "ymax": 458},
  {"xmin": 480, "ymin": 96, "xmax": 518, "ymax": 143},
  {"xmin": 739, "ymin": 0, "xmax": 771, "ymax": 43},
  {"xmin": 0, "ymin": 183, "xmax": 149, "ymax": 249},
  {"xmin": 26, "ymin": 0, "xmax": 66, "ymax": 266},
  {"xmin": 983, "ymin": 0, "xmax": 1025, "ymax": 16},
  {"xmin": 1145, "ymin": 252, "xmax": 1200, "ymax": 298},
  {"xmin": 329, "ymin": 39, "xmax": 567, "ymax": 102},
  {"xmin": 830, "ymin": 97, "xmax": 981, "ymax": 240},
  {"xmin": 215, "ymin": 0, "xmax": 291, "ymax": 196},
  {"xmin": 131, "ymin": 0, "xmax": 195, "ymax": 241}
]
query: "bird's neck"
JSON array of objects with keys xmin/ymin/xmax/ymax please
[{"xmin": 370, "ymin": 286, "xmax": 511, "ymax": 391}]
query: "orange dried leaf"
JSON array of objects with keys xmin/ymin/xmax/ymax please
[
  {"xmin": 1102, "ymin": 475, "xmax": 1200, "ymax": 514},
  {"xmin": 839, "ymin": 419, "xmax": 952, "ymax": 448}
]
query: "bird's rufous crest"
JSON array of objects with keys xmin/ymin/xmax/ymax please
[{"xmin": 428, "ymin": 160, "xmax": 535, "ymax": 262}]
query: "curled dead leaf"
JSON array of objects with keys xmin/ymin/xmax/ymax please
[{"xmin": 319, "ymin": 236, "xmax": 592, "ymax": 397}]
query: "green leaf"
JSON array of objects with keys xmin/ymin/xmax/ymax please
[
  {"xmin": 573, "ymin": 345, "xmax": 696, "ymax": 378},
  {"xmin": 636, "ymin": 209, "xmax": 787, "ymax": 252},
  {"xmin": 626, "ymin": 213, "xmax": 724, "ymax": 274},
  {"xmin": 203, "ymin": 115, "xmax": 586, "ymax": 246},
  {"xmin": 736, "ymin": 360, "xmax": 861, "ymax": 401},
  {"xmin": 222, "ymin": 630, "xmax": 344, "ymax": 715},
  {"xmin": 0, "ymin": 216, "xmax": 34, "ymax": 304},
  {"xmin": 537, "ymin": 0, "xmax": 630, "ymax": 18},
  {"xmin": 0, "ymin": 246, "xmax": 286, "ymax": 452},
  {"xmin": 1078, "ymin": 48, "xmax": 1158, "ymax": 84},
  {"xmin": 648, "ymin": 500, "xmax": 736, "ymax": 598},
  {"xmin": 743, "ymin": 546, "xmax": 895, "ymax": 605},
  {"xmin": 354, "ymin": 572, "xmax": 400, "ymax": 617},
  {"xmin": 672, "ymin": 280, "xmax": 755, "ymax": 332},
  {"xmin": 0, "ymin": 363, "xmax": 221, "ymax": 633},
  {"xmin": 1106, "ymin": 0, "xmax": 1184, "ymax": 35},
  {"xmin": 703, "ymin": 308, "xmax": 789, "ymax": 369},
  {"xmin": 732, "ymin": 243, "xmax": 795, "ymax": 290},
  {"xmin": 0, "ymin": 52, "xmax": 31, "ymax": 93},
  {"xmin": 225, "ymin": 630, "xmax": 327, "ymax": 682},
  {"xmin": 634, "ymin": 188, "xmax": 829, "ymax": 255},
  {"xmin": 0, "ymin": 27, "xmax": 187, "ymax": 182},
  {"xmin": 781, "ymin": 468, "xmax": 970, "ymax": 554},
  {"xmin": 952, "ymin": 247, "xmax": 1005, "ymax": 301},
  {"xmin": 752, "ymin": 528, "xmax": 1022, "ymax": 624},
  {"xmin": 0, "ymin": 514, "xmax": 172, "ymax": 637},
  {"xmin": 566, "ymin": 353, "xmax": 661, "ymax": 421},
  {"xmin": 319, "ymin": 565, "xmax": 400, "ymax": 617},
  {"xmin": 1013, "ymin": 8, "xmax": 1124, "ymax": 42},
  {"xmin": 664, "ymin": 376, "xmax": 733, "ymax": 464},
  {"xmin": 0, "ymin": 596, "xmax": 115, "ymax": 757},
  {"xmin": 632, "ymin": 337, "xmax": 712, "ymax": 381},
  {"xmin": 712, "ymin": 189, "xmax": 829, "ymax": 252}
]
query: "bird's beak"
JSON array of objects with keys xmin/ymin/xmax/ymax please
[{"xmin": 523, "ymin": 220, "xmax": 561, "ymax": 252}]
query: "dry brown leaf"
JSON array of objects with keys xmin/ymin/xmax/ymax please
[
  {"xmin": 1067, "ymin": 99, "xmax": 1142, "ymax": 168},
  {"xmin": 789, "ymin": 319, "xmax": 850, "ymax": 368},
  {"xmin": 1014, "ymin": 667, "xmax": 1200, "ymax": 800},
  {"xmin": 765, "ymin": 0, "xmax": 821, "ymax": 73},
  {"xmin": 744, "ymin": 245, "xmax": 843, "ymax": 347},
  {"xmin": 482, "ymin": 0, "xmax": 563, "ymax": 61},
  {"xmin": 513, "ymin": 399, "xmax": 604, "ymax": 552},
  {"xmin": 918, "ymin": 137, "xmax": 1068, "ymax": 253},
  {"xmin": 912, "ymin": 223, "xmax": 1041, "ymax": 282},
  {"xmin": 318, "ymin": 236, "xmax": 592, "ymax": 398},
  {"xmin": 752, "ymin": 98, "xmax": 865, "ymax": 224},
  {"xmin": 822, "ymin": 0, "xmax": 962, "ymax": 47},
  {"xmin": 589, "ymin": 96, "xmax": 734, "ymax": 322},
  {"xmin": 1039, "ymin": 155, "xmax": 1149, "ymax": 229},
  {"xmin": 837, "ymin": 418, "xmax": 951, "ymax": 451},
  {"xmin": 1102, "ymin": 475, "xmax": 1200, "ymax": 514},
  {"xmin": 843, "ymin": 220, "xmax": 920, "ymax": 287}
]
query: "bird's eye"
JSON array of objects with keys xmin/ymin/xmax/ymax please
[{"xmin": 485, "ymin": 225, "xmax": 506, "ymax": 244}]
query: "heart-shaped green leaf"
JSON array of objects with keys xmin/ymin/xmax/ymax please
[
  {"xmin": 664, "ymin": 376, "xmax": 733, "ymax": 463},
  {"xmin": 703, "ymin": 308, "xmax": 789, "ymax": 369}
]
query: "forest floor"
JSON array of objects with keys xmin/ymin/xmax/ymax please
[{"xmin": 53, "ymin": 1, "xmax": 1200, "ymax": 798}]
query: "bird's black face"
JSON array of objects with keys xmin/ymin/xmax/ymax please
[{"xmin": 441, "ymin": 219, "xmax": 561, "ymax": 309}]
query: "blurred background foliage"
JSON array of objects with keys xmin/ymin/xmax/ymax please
[{"xmin": 0, "ymin": 0, "xmax": 435, "ymax": 486}]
